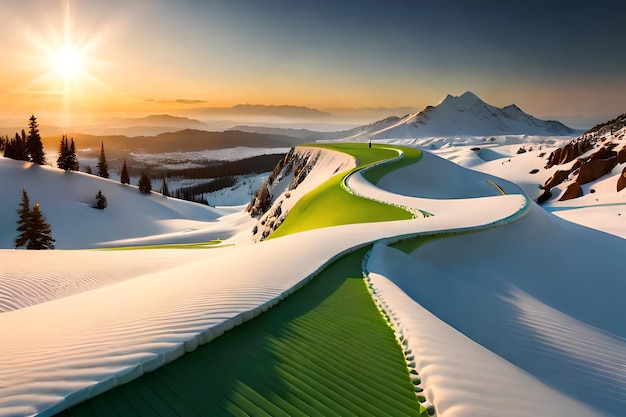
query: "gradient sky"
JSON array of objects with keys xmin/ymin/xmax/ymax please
[{"xmin": 1, "ymin": 0, "xmax": 624, "ymax": 128}]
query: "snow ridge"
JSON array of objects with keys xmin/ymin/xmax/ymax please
[{"xmin": 337, "ymin": 91, "xmax": 579, "ymax": 140}]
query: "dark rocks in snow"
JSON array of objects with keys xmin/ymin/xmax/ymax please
[
  {"xmin": 559, "ymin": 182, "xmax": 583, "ymax": 201},
  {"xmin": 545, "ymin": 136, "xmax": 594, "ymax": 168},
  {"xmin": 289, "ymin": 152, "xmax": 320, "ymax": 191},
  {"xmin": 575, "ymin": 148, "xmax": 617, "ymax": 185},
  {"xmin": 617, "ymin": 145, "xmax": 626, "ymax": 164},
  {"xmin": 537, "ymin": 189, "xmax": 552, "ymax": 204},
  {"xmin": 529, "ymin": 169, "xmax": 539, "ymax": 174},
  {"xmin": 617, "ymin": 167, "xmax": 626, "ymax": 192},
  {"xmin": 246, "ymin": 180, "xmax": 272, "ymax": 216},
  {"xmin": 249, "ymin": 147, "xmax": 326, "ymax": 241},
  {"xmin": 541, "ymin": 170, "xmax": 570, "ymax": 190}
]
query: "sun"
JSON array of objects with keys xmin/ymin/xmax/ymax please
[{"xmin": 53, "ymin": 45, "xmax": 83, "ymax": 80}]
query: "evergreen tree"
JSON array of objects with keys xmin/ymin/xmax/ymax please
[
  {"xmin": 120, "ymin": 160, "xmax": 130, "ymax": 184},
  {"xmin": 161, "ymin": 177, "xmax": 169, "ymax": 196},
  {"xmin": 138, "ymin": 173, "xmax": 152, "ymax": 194},
  {"xmin": 67, "ymin": 138, "xmax": 79, "ymax": 171},
  {"xmin": 14, "ymin": 189, "xmax": 31, "ymax": 248},
  {"xmin": 18, "ymin": 130, "xmax": 29, "ymax": 161},
  {"xmin": 97, "ymin": 141, "xmax": 109, "ymax": 178},
  {"xmin": 14, "ymin": 192, "xmax": 55, "ymax": 249},
  {"xmin": 85, "ymin": 166, "xmax": 93, "ymax": 174},
  {"xmin": 57, "ymin": 135, "xmax": 68, "ymax": 170},
  {"xmin": 27, "ymin": 115, "xmax": 46, "ymax": 165},
  {"xmin": 26, "ymin": 203, "xmax": 55, "ymax": 249},
  {"xmin": 5, "ymin": 131, "xmax": 29, "ymax": 161},
  {"xmin": 93, "ymin": 190, "xmax": 107, "ymax": 210}
]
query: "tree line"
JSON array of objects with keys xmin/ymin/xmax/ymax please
[{"xmin": 1, "ymin": 115, "xmax": 46, "ymax": 164}]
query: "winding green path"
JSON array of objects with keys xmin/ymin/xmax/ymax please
[
  {"xmin": 57, "ymin": 143, "xmax": 428, "ymax": 417},
  {"xmin": 269, "ymin": 143, "xmax": 421, "ymax": 239}
]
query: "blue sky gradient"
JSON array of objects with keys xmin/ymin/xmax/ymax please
[{"xmin": 2, "ymin": 0, "xmax": 624, "ymax": 127}]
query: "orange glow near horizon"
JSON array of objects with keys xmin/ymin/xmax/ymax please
[{"xmin": 0, "ymin": 1, "xmax": 622, "ymax": 131}]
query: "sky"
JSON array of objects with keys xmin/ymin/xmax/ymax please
[{"xmin": 1, "ymin": 0, "xmax": 625, "ymax": 128}]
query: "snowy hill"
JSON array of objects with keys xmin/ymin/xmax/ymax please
[
  {"xmin": 1, "ymin": 135, "xmax": 625, "ymax": 416},
  {"xmin": 0, "ymin": 159, "xmax": 233, "ymax": 249},
  {"xmin": 338, "ymin": 91, "xmax": 580, "ymax": 140}
]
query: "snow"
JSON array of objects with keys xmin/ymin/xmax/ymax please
[
  {"xmin": 1, "ymin": 131, "xmax": 625, "ymax": 416},
  {"xmin": 128, "ymin": 146, "xmax": 291, "ymax": 168},
  {"xmin": 336, "ymin": 92, "xmax": 578, "ymax": 141}
]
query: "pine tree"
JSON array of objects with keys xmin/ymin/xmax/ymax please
[
  {"xmin": 26, "ymin": 203, "xmax": 55, "ymax": 249},
  {"xmin": 5, "ymin": 131, "xmax": 29, "ymax": 161},
  {"xmin": 14, "ymin": 192, "xmax": 55, "ymax": 250},
  {"xmin": 57, "ymin": 135, "xmax": 68, "ymax": 170},
  {"xmin": 138, "ymin": 173, "xmax": 152, "ymax": 194},
  {"xmin": 120, "ymin": 160, "xmax": 130, "ymax": 184},
  {"xmin": 20, "ymin": 130, "xmax": 28, "ymax": 160},
  {"xmin": 67, "ymin": 138, "xmax": 79, "ymax": 171},
  {"xmin": 161, "ymin": 177, "xmax": 169, "ymax": 196},
  {"xmin": 85, "ymin": 166, "xmax": 93, "ymax": 174},
  {"xmin": 93, "ymin": 190, "xmax": 107, "ymax": 210},
  {"xmin": 97, "ymin": 141, "xmax": 109, "ymax": 178},
  {"xmin": 14, "ymin": 189, "xmax": 31, "ymax": 248},
  {"xmin": 27, "ymin": 115, "xmax": 46, "ymax": 165}
]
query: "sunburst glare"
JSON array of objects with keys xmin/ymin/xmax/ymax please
[
  {"xmin": 54, "ymin": 45, "xmax": 83, "ymax": 81},
  {"xmin": 22, "ymin": 0, "xmax": 109, "ymax": 103}
]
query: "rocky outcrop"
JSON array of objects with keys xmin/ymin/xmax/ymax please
[
  {"xmin": 537, "ymin": 189, "xmax": 552, "ymax": 204},
  {"xmin": 246, "ymin": 181, "xmax": 272, "ymax": 217},
  {"xmin": 537, "ymin": 141, "xmax": 626, "ymax": 204},
  {"xmin": 617, "ymin": 167, "xmax": 626, "ymax": 192},
  {"xmin": 536, "ymin": 114, "xmax": 626, "ymax": 203},
  {"xmin": 559, "ymin": 182, "xmax": 583, "ymax": 201},
  {"xmin": 247, "ymin": 146, "xmax": 352, "ymax": 242},
  {"xmin": 617, "ymin": 145, "xmax": 626, "ymax": 164},
  {"xmin": 541, "ymin": 170, "xmax": 571, "ymax": 191},
  {"xmin": 545, "ymin": 136, "xmax": 594, "ymax": 168},
  {"xmin": 575, "ymin": 150, "xmax": 617, "ymax": 185}
]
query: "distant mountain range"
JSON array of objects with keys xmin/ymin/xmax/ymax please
[
  {"xmin": 116, "ymin": 114, "xmax": 208, "ymax": 128},
  {"xmin": 183, "ymin": 104, "xmax": 332, "ymax": 119},
  {"xmin": 233, "ymin": 92, "xmax": 581, "ymax": 141},
  {"xmin": 40, "ymin": 129, "xmax": 307, "ymax": 159},
  {"xmin": 337, "ymin": 91, "xmax": 580, "ymax": 140},
  {"xmin": 2, "ymin": 93, "xmax": 582, "ymax": 145}
]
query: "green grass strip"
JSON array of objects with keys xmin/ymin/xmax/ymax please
[
  {"xmin": 58, "ymin": 247, "xmax": 427, "ymax": 417},
  {"xmin": 361, "ymin": 145, "xmax": 423, "ymax": 185},
  {"xmin": 269, "ymin": 143, "xmax": 421, "ymax": 239},
  {"xmin": 97, "ymin": 240, "xmax": 226, "ymax": 251}
]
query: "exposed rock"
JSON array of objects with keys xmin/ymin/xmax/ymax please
[
  {"xmin": 289, "ymin": 152, "xmax": 320, "ymax": 190},
  {"xmin": 529, "ymin": 169, "xmax": 539, "ymax": 174},
  {"xmin": 559, "ymin": 182, "xmax": 583, "ymax": 201},
  {"xmin": 589, "ymin": 146, "xmax": 617, "ymax": 162},
  {"xmin": 617, "ymin": 145, "xmax": 626, "ymax": 164},
  {"xmin": 576, "ymin": 155, "xmax": 617, "ymax": 185},
  {"xmin": 545, "ymin": 136, "xmax": 593, "ymax": 168},
  {"xmin": 617, "ymin": 167, "xmax": 626, "ymax": 192},
  {"xmin": 541, "ymin": 170, "xmax": 570, "ymax": 190},
  {"xmin": 537, "ymin": 189, "xmax": 552, "ymax": 204},
  {"xmin": 246, "ymin": 181, "xmax": 272, "ymax": 216},
  {"xmin": 248, "ymin": 147, "xmax": 337, "ymax": 242}
]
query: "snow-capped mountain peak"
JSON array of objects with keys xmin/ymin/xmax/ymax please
[
  {"xmin": 439, "ymin": 90, "xmax": 481, "ymax": 108},
  {"xmin": 339, "ymin": 92, "xmax": 580, "ymax": 140}
]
